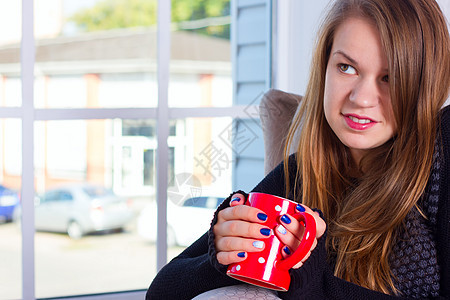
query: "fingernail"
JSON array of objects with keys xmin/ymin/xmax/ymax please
[
  {"xmin": 283, "ymin": 246, "xmax": 291, "ymax": 255},
  {"xmin": 253, "ymin": 241, "xmax": 264, "ymax": 249},
  {"xmin": 281, "ymin": 214, "xmax": 291, "ymax": 224},
  {"xmin": 277, "ymin": 225, "xmax": 287, "ymax": 235},
  {"xmin": 237, "ymin": 252, "xmax": 246, "ymax": 258},
  {"xmin": 296, "ymin": 204, "xmax": 305, "ymax": 212},
  {"xmin": 260, "ymin": 228, "xmax": 271, "ymax": 236},
  {"xmin": 257, "ymin": 213, "xmax": 268, "ymax": 221},
  {"xmin": 230, "ymin": 197, "xmax": 240, "ymax": 204}
]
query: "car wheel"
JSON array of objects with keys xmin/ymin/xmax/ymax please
[
  {"xmin": 167, "ymin": 226, "xmax": 177, "ymax": 247},
  {"xmin": 67, "ymin": 221, "xmax": 84, "ymax": 239}
]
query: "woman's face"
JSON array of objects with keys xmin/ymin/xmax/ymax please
[{"xmin": 323, "ymin": 17, "xmax": 396, "ymax": 164}]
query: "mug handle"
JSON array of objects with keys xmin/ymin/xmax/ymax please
[{"xmin": 275, "ymin": 212, "xmax": 316, "ymax": 271}]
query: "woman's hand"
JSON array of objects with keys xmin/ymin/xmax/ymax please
[
  {"xmin": 213, "ymin": 193, "xmax": 272, "ymax": 265},
  {"xmin": 274, "ymin": 203, "xmax": 326, "ymax": 269}
]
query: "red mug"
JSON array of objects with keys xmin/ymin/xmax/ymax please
[{"xmin": 226, "ymin": 192, "xmax": 316, "ymax": 291}]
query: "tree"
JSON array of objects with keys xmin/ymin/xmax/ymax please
[
  {"xmin": 69, "ymin": 0, "xmax": 230, "ymax": 39},
  {"xmin": 69, "ymin": 0, "xmax": 157, "ymax": 31}
]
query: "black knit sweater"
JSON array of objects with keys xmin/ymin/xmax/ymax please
[{"xmin": 146, "ymin": 106, "xmax": 450, "ymax": 300}]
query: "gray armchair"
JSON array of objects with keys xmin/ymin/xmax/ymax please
[
  {"xmin": 192, "ymin": 284, "xmax": 281, "ymax": 299},
  {"xmin": 259, "ymin": 89, "xmax": 302, "ymax": 174}
]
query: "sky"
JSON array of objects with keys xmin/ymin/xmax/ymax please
[{"xmin": 63, "ymin": 0, "xmax": 102, "ymax": 15}]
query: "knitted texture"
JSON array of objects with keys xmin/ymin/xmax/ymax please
[
  {"xmin": 390, "ymin": 208, "xmax": 440, "ymax": 298},
  {"xmin": 388, "ymin": 141, "xmax": 441, "ymax": 298},
  {"xmin": 422, "ymin": 140, "xmax": 442, "ymax": 227}
]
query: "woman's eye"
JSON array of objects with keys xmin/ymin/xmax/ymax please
[
  {"xmin": 338, "ymin": 64, "xmax": 356, "ymax": 75},
  {"xmin": 382, "ymin": 75, "xmax": 389, "ymax": 83}
]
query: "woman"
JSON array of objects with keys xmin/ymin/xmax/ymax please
[{"xmin": 147, "ymin": 0, "xmax": 450, "ymax": 299}]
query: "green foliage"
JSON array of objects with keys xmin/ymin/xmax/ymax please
[
  {"xmin": 69, "ymin": 0, "xmax": 230, "ymax": 39},
  {"xmin": 70, "ymin": 0, "xmax": 158, "ymax": 31},
  {"xmin": 171, "ymin": 0, "xmax": 229, "ymax": 22}
]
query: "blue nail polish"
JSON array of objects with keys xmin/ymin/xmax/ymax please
[
  {"xmin": 237, "ymin": 252, "xmax": 246, "ymax": 258},
  {"xmin": 283, "ymin": 246, "xmax": 291, "ymax": 255},
  {"xmin": 260, "ymin": 228, "xmax": 271, "ymax": 236},
  {"xmin": 230, "ymin": 197, "xmax": 240, "ymax": 204},
  {"xmin": 281, "ymin": 214, "xmax": 291, "ymax": 224},
  {"xmin": 296, "ymin": 204, "xmax": 305, "ymax": 212},
  {"xmin": 253, "ymin": 241, "xmax": 264, "ymax": 249},
  {"xmin": 257, "ymin": 213, "xmax": 268, "ymax": 221}
]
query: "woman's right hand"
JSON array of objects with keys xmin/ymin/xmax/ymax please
[{"xmin": 213, "ymin": 193, "xmax": 273, "ymax": 265}]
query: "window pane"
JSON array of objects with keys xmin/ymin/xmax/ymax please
[
  {"xmin": 0, "ymin": 119, "xmax": 22, "ymax": 299},
  {"xmin": 33, "ymin": 0, "xmax": 158, "ymax": 108},
  {"xmin": 34, "ymin": 119, "xmax": 156, "ymax": 297},
  {"xmin": 159, "ymin": 117, "xmax": 233, "ymax": 259},
  {"xmin": 161, "ymin": 113, "xmax": 263, "ymax": 259},
  {"xmin": 0, "ymin": 1, "xmax": 21, "ymax": 108},
  {"xmin": 169, "ymin": 0, "xmax": 232, "ymax": 108}
]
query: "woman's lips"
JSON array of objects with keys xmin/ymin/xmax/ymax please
[{"xmin": 343, "ymin": 114, "xmax": 377, "ymax": 130}]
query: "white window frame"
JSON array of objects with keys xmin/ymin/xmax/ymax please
[
  {"xmin": 273, "ymin": 0, "xmax": 330, "ymax": 95},
  {"xmin": 17, "ymin": 0, "xmax": 256, "ymax": 299}
]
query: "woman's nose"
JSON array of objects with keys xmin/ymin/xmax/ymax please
[{"xmin": 349, "ymin": 78, "xmax": 380, "ymax": 107}]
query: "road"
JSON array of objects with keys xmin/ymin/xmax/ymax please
[{"xmin": 0, "ymin": 221, "xmax": 185, "ymax": 299}]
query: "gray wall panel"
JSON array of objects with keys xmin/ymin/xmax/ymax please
[{"xmin": 232, "ymin": 0, "xmax": 272, "ymax": 191}]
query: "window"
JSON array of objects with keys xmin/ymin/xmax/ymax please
[
  {"xmin": 0, "ymin": 0, "xmax": 271, "ymax": 299},
  {"xmin": 0, "ymin": 119, "xmax": 22, "ymax": 300}
]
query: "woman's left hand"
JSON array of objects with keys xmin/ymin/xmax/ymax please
[{"xmin": 274, "ymin": 203, "xmax": 326, "ymax": 269}]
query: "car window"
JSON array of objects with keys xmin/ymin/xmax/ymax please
[
  {"xmin": 83, "ymin": 186, "xmax": 113, "ymax": 198},
  {"xmin": 182, "ymin": 197, "xmax": 222, "ymax": 209},
  {"xmin": 42, "ymin": 190, "xmax": 73, "ymax": 202},
  {"xmin": 0, "ymin": 186, "xmax": 15, "ymax": 196},
  {"xmin": 183, "ymin": 197, "xmax": 206, "ymax": 208},
  {"xmin": 59, "ymin": 191, "xmax": 73, "ymax": 201},
  {"xmin": 42, "ymin": 191, "xmax": 59, "ymax": 202},
  {"xmin": 182, "ymin": 198, "xmax": 192, "ymax": 206}
]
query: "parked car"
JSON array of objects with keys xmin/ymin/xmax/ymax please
[
  {"xmin": 137, "ymin": 196, "xmax": 224, "ymax": 247},
  {"xmin": 29, "ymin": 183, "xmax": 134, "ymax": 239},
  {"xmin": 0, "ymin": 184, "xmax": 20, "ymax": 223}
]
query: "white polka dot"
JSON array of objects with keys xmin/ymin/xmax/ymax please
[
  {"xmin": 275, "ymin": 205, "xmax": 282, "ymax": 211},
  {"xmin": 258, "ymin": 257, "xmax": 266, "ymax": 263},
  {"xmin": 236, "ymin": 265, "xmax": 241, "ymax": 271}
]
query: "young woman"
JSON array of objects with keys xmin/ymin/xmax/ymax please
[{"xmin": 147, "ymin": 0, "xmax": 450, "ymax": 299}]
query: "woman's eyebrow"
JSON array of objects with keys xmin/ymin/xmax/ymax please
[
  {"xmin": 332, "ymin": 50, "xmax": 358, "ymax": 66},
  {"xmin": 333, "ymin": 50, "xmax": 389, "ymax": 73}
]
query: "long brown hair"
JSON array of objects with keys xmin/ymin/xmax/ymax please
[{"xmin": 284, "ymin": 0, "xmax": 450, "ymax": 294}]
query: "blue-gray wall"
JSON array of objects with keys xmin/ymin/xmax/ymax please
[{"xmin": 231, "ymin": 0, "xmax": 272, "ymax": 191}]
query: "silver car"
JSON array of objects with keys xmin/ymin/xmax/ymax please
[
  {"xmin": 137, "ymin": 196, "xmax": 223, "ymax": 246},
  {"xmin": 33, "ymin": 183, "xmax": 134, "ymax": 239}
]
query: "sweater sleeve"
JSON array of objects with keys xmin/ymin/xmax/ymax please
[
  {"xmin": 436, "ymin": 105, "xmax": 450, "ymax": 298},
  {"xmin": 146, "ymin": 159, "xmax": 295, "ymax": 299},
  {"xmin": 146, "ymin": 191, "xmax": 246, "ymax": 300}
]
